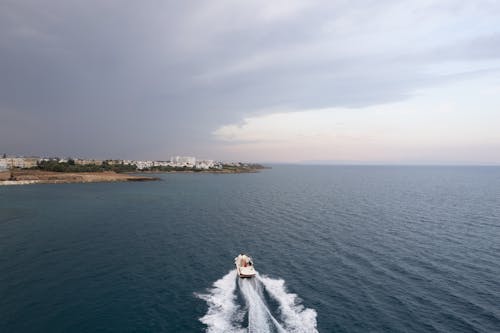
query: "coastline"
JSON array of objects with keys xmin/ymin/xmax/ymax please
[
  {"xmin": 0, "ymin": 166, "xmax": 269, "ymax": 186},
  {"xmin": 0, "ymin": 170, "xmax": 159, "ymax": 186}
]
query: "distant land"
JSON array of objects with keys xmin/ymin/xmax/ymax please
[
  {"xmin": 298, "ymin": 160, "xmax": 500, "ymax": 166},
  {"xmin": 0, "ymin": 155, "xmax": 268, "ymax": 186}
]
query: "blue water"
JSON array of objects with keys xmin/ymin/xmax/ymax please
[{"xmin": 1, "ymin": 166, "xmax": 499, "ymax": 332}]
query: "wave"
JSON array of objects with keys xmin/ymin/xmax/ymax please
[
  {"xmin": 196, "ymin": 270, "xmax": 245, "ymax": 333},
  {"xmin": 258, "ymin": 275, "xmax": 318, "ymax": 333},
  {"xmin": 197, "ymin": 270, "xmax": 318, "ymax": 333}
]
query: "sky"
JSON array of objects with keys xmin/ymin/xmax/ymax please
[{"xmin": 1, "ymin": 0, "xmax": 499, "ymax": 164}]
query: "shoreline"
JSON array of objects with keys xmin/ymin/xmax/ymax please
[
  {"xmin": 0, "ymin": 167, "xmax": 269, "ymax": 186},
  {"xmin": 0, "ymin": 170, "xmax": 159, "ymax": 186}
]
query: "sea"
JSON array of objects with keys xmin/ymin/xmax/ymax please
[{"xmin": 1, "ymin": 165, "xmax": 499, "ymax": 332}]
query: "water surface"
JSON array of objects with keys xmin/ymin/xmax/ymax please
[{"xmin": 1, "ymin": 166, "xmax": 499, "ymax": 332}]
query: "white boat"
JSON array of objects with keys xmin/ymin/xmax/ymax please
[{"xmin": 235, "ymin": 254, "xmax": 256, "ymax": 278}]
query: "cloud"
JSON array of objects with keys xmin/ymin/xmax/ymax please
[
  {"xmin": 213, "ymin": 76, "xmax": 500, "ymax": 163},
  {"xmin": 1, "ymin": 1, "xmax": 500, "ymax": 159}
]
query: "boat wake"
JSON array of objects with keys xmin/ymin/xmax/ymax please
[{"xmin": 196, "ymin": 270, "xmax": 318, "ymax": 333}]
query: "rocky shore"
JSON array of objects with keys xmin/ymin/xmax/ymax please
[{"xmin": 0, "ymin": 170, "xmax": 159, "ymax": 186}]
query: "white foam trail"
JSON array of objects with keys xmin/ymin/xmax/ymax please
[
  {"xmin": 196, "ymin": 270, "xmax": 245, "ymax": 333},
  {"xmin": 258, "ymin": 274, "xmax": 318, "ymax": 333},
  {"xmin": 198, "ymin": 270, "xmax": 318, "ymax": 333},
  {"xmin": 238, "ymin": 278, "xmax": 286, "ymax": 333}
]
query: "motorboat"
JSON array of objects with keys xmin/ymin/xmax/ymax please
[{"xmin": 235, "ymin": 254, "xmax": 256, "ymax": 278}]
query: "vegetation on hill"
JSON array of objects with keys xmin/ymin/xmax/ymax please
[
  {"xmin": 27, "ymin": 160, "xmax": 268, "ymax": 173},
  {"xmin": 221, "ymin": 163, "xmax": 267, "ymax": 171},
  {"xmin": 34, "ymin": 160, "xmax": 137, "ymax": 173}
]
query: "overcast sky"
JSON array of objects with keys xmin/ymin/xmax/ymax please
[{"xmin": 1, "ymin": 1, "xmax": 499, "ymax": 164}]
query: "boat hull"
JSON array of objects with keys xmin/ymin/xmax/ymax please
[
  {"xmin": 235, "ymin": 254, "xmax": 256, "ymax": 278},
  {"xmin": 236, "ymin": 266, "xmax": 256, "ymax": 278}
]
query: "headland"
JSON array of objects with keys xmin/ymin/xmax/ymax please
[
  {"xmin": 0, "ymin": 155, "xmax": 269, "ymax": 186},
  {"xmin": 0, "ymin": 170, "xmax": 158, "ymax": 186}
]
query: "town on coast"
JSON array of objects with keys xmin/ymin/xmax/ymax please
[{"xmin": 0, "ymin": 155, "xmax": 268, "ymax": 186}]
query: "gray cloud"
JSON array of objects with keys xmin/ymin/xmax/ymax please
[{"xmin": 1, "ymin": 0, "xmax": 499, "ymax": 159}]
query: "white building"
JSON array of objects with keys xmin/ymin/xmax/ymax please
[
  {"xmin": 153, "ymin": 161, "xmax": 170, "ymax": 167},
  {"xmin": 75, "ymin": 159, "xmax": 103, "ymax": 166},
  {"xmin": 170, "ymin": 156, "xmax": 196, "ymax": 168},
  {"xmin": 134, "ymin": 160, "xmax": 154, "ymax": 170},
  {"xmin": 0, "ymin": 158, "xmax": 7, "ymax": 171},
  {"xmin": 0, "ymin": 157, "xmax": 39, "ymax": 169},
  {"xmin": 195, "ymin": 160, "xmax": 215, "ymax": 169}
]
